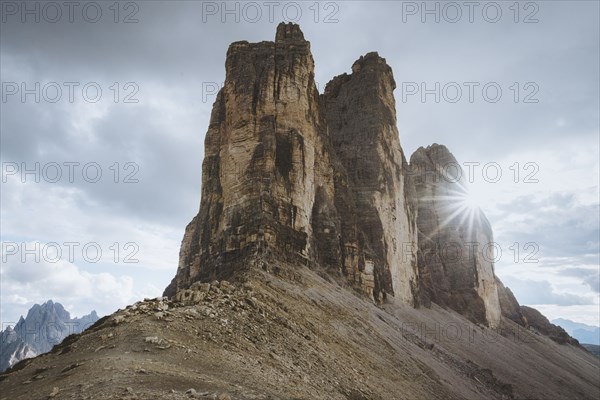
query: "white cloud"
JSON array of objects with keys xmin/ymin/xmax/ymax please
[
  {"xmin": 1, "ymin": 247, "xmax": 161, "ymax": 324},
  {"xmin": 1, "ymin": 184, "xmax": 182, "ymax": 270}
]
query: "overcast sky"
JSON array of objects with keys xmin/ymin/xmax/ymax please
[{"xmin": 1, "ymin": 1, "xmax": 598, "ymax": 328}]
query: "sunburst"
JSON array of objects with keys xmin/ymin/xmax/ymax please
[{"xmin": 419, "ymin": 179, "xmax": 486, "ymax": 240}]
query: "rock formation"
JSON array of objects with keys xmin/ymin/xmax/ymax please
[
  {"xmin": 409, "ymin": 144, "xmax": 501, "ymax": 326},
  {"xmin": 165, "ymin": 23, "xmax": 419, "ymax": 304},
  {"xmin": 496, "ymin": 277, "xmax": 528, "ymax": 326},
  {"xmin": 165, "ymin": 23, "xmax": 326, "ymax": 296},
  {"xmin": 520, "ymin": 306, "xmax": 580, "ymax": 346},
  {"xmin": 165, "ymin": 22, "xmax": 534, "ymax": 329},
  {"xmin": 0, "ymin": 301, "xmax": 98, "ymax": 372},
  {"xmin": 321, "ymin": 52, "xmax": 418, "ymax": 304}
]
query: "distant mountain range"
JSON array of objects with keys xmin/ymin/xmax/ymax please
[
  {"xmin": 0, "ymin": 300, "xmax": 99, "ymax": 372},
  {"xmin": 553, "ymin": 318, "xmax": 600, "ymax": 345}
]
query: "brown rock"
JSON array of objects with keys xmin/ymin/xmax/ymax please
[
  {"xmin": 408, "ymin": 144, "xmax": 501, "ymax": 326},
  {"xmin": 520, "ymin": 306, "xmax": 580, "ymax": 345},
  {"xmin": 163, "ymin": 23, "xmax": 514, "ymax": 327},
  {"xmin": 165, "ymin": 22, "xmax": 325, "ymax": 296},
  {"xmin": 496, "ymin": 277, "xmax": 527, "ymax": 326},
  {"xmin": 321, "ymin": 52, "xmax": 418, "ymax": 303},
  {"xmin": 164, "ymin": 24, "xmax": 418, "ymax": 305}
]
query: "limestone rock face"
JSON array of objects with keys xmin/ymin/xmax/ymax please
[
  {"xmin": 159, "ymin": 22, "xmax": 578, "ymax": 344},
  {"xmin": 164, "ymin": 23, "xmax": 504, "ymax": 320},
  {"xmin": 321, "ymin": 53, "xmax": 418, "ymax": 304},
  {"xmin": 165, "ymin": 23, "xmax": 326, "ymax": 296},
  {"xmin": 409, "ymin": 144, "xmax": 501, "ymax": 327},
  {"xmin": 496, "ymin": 277, "xmax": 528, "ymax": 326},
  {"xmin": 164, "ymin": 24, "xmax": 418, "ymax": 304}
]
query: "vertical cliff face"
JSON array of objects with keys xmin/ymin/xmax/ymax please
[
  {"xmin": 321, "ymin": 53, "xmax": 418, "ymax": 304},
  {"xmin": 409, "ymin": 144, "xmax": 501, "ymax": 327},
  {"xmin": 165, "ymin": 24, "xmax": 418, "ymax": 304},
  {"xmin": 164, "ymin": 23, "xmax": 504, "ymax": 323},
  {"xmin": 165, "ymin": 23, "xmax": 326, "ymax": 296}
]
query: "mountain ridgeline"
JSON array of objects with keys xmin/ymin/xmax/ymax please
[{"xmin": 167, "ymin": 22, "xmax": 525, "ymax": 330}]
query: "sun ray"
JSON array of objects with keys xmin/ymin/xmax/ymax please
[{"xmin": 420, "ymin": 180, "xmax": 485, "ymax": 242}]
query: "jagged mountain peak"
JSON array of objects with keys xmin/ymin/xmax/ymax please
[
  {"xmin": 410, "ymin": 143, "xmax": 458, "ymax": 169},
  {"xmin": 1, "ymin": 301, "xmax": 99, "ymax": 372},
  {"xmin": 325, "ymin": 51, "xmax": 396, "ymax": 96}
]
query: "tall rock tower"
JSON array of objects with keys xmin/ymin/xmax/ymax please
[
  {"xmin": 165, "ymin": 23, "xmax": 326, "ymax": 296},
  {"xmin": 164, "ymin": 24, "xmax": 419, "ymax": 304},
  {"xmin": 321, "ymin": 53, "xmax": 419, "ymax": 304},
  {"xmin": 165, "ymin": 23, "xmax": 503, "ymax": 327},
  {"xmin": 409, "ymin": 144, "xmax": 501, "ymax": 327}
]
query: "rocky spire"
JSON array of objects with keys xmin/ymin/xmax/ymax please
[
  {"xmin": 164, "ymin": 22, "xmax": 325, "ymax": 296},
  {"xmin": 164, "ymin": 24, "xmax": 503, "ymax": 325},
  {"xmin": 321, "ymin": 51, "xmax": 418, "ymax": 304},
  {"xmin": 408, "ymin": 144, "xmax": 501, "ymax": 327},
  {"xmin": 164, "ymin": 25, "xmax": 419, "ymax": 304}
]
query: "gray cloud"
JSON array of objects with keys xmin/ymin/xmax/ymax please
[
  {"xmin": 559, "ymin": 268, "xmax": 600, "ymax": 294},
  {"xmin": 493, "ymin": 193, "xmax": 599, "ymax": 259},
  {"xmin": 501, "ymin": 277, "xmax": 595, "ymax": 306}
]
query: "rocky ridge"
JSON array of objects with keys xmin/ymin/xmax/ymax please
[
  {"xmin": 2, "ymin": 272, "xmax": 598, "ymax": 399},
  {"xmin": 520, "ymin": 306, "xmax": 580, "ymax": 346}
]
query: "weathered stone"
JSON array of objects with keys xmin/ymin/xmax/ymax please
[
  {"xmin": 321, "ymin": 52, "xmax": 418, "ymax": 303},
  {"xmin": 175, "ymin": 288, "xmax": 207, "ymax": 306},
  {"xmin": 191, "ymin": 291, "xmax": 206, "ymax": 303},
  {"xmin": 408, "ymin": 144, "xmax": 501, "ymax": 327},
  {"xmin": 520, "ymin": 306, "xmax": 579, "ymax": 346},
  {"xmin": 496, "ymin": 277, "xmax": 528, "ymax": 326},
  {"xmin": 164, "ymin": 23, "xmax": 511, "ymax": 324},
  {"xmin": 190, "ymin": 282, "xmax": 211, "ymax": 293},
  {"xmin": 144, "ymin": 337, "xmax": 160, "ymax": 344},
  {"xmin": 164, "ymin": 22, "xmax": 325, "ymax": 296},
  {"xmin": 164, "ymin": 24, "xmax": 419, "ymax": 305}
]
